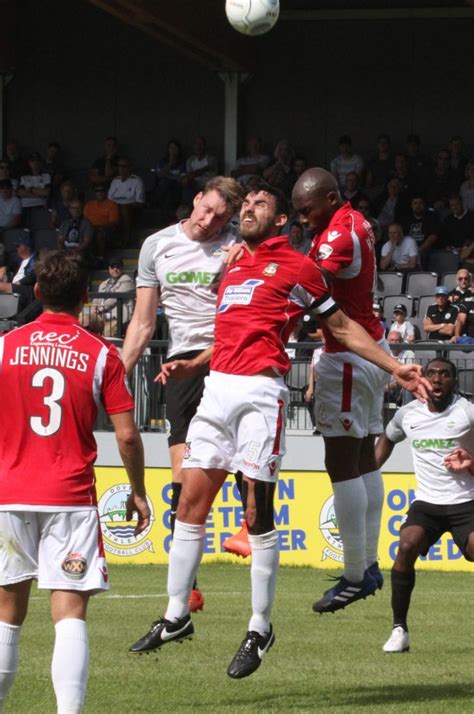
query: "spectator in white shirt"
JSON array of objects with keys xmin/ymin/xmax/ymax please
[
  {"xmin": 18, "ymin": 153, "xmax": 51, "ymax": 210},
  {"xmin": 385, "ymin": 331, "xmax": 416, "ymax": 405},
  {"xmin": 231, "ymin": 136, "xmax": 270, "ymax": 186},
  {"xmin": 380, "ymin": 222, "xmax": 418, "ymax": 272},
  {"xmin": 108, "ymin": 157, "xmax": 145, "ymax": 245},
  {"xmin": 330, "ymin": 134, "xmax": 364, "ymax": 190},
  {"xmin": 0, "ymin": 180, "xmax": 22, "ymax": 229},
  {"xmin": 389, "ymin": 304, "xmax": 416, "ymax": 343}
]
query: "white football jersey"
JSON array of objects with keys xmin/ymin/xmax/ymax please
[
  {"xmin": 386, "ymin": 395, "xmax": 474, "ymax": 505},
  {"xmin": 136, "ymin": 221, "xmax": 236, "ymax": 357}
]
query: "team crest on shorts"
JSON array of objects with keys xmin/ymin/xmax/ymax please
[
  {"xmin": 319, "ymin": 496, "xmax": 344, "ymax": 563},
  {"xmin": 62, "ymin": 553, "xmax": 88, "ymax": 579},
  {"xmin": 339, "ymin": 417, "xmax": 353, "ymax": 432},
  {"xmin": 98, "ymin": 483, "xmax": 155, "ymax": 557},
  {"xmin": 263, "ymin": 262, "xmax": 279, "ymax": 277}
]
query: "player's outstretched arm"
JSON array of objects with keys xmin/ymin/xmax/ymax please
[
  {"xmin": 122, "ymin": 286, "xmax": 159, "ymax": 376},
  {"xmin": 374, "ymin": 433, "xmax": 396, "ymax": 469},
  {"xmin": 155, "ymin": 345, "xmax": 214, "ymax": 384},
  {"xmin": 323, "ymin": 309, "xmax": 429, "ymax": 401},
  {"xmin": 109, "ymin": 411, "xmax": 150, "ymax": 535},
  {"xmin": 444, "ymin": 447, "xmax": 474, "ymax": 475}
]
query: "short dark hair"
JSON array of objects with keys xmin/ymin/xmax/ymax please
[
  {"xmin": 243, "ymin": 178, "xmax": 288, "ymax": 216},
  {"xmin": 424, "ymin": 357, "xmax": 457, "ymax": 380},
  {"xmin": 36, "ymin": 250, "xmax": 89, "ymax": 311},
  {"xmin": 0, "ymin": 179, "xmax": 12, "ymax": 190}
]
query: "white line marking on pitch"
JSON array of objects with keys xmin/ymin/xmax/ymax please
[{"xmin": 30, "ymin": 592, "xmax": 247, "ymax": 601}]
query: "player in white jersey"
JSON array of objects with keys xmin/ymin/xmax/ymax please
[
  {"xmin": 376, "ymin": 358, "xmax": 474, "ymax": 653},
  {"xmin": 122, "ymin": 177, "xmax": 246, "ymax": 612}
]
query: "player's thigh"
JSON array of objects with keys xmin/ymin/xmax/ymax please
[
  {"xmin": 323, "ymin": 435, "xmax": 362, "ymax": 482},
  {"xmin": 169, "ymin": 443, "xmax": 186, "ymax": 483},
  {"xmin": 0, "ymin": 511, "xmax": 41, "ymax": 587},
  {"xmin": 38, "ymin": 511, "xmax": 109, "ymax": 595},
  {"xmin": 0, "ymin": 580, "xmax": 33, "ymax": 625},
  {"xmin": 50, "ymin": 589, "xmax": 91, "ymax": 625},
  {"xmin": 178, "ymin": 468, "xmax": 229, "ymax": 524},
  {"xmin": 398, "ymin": 501, "xmax": 442, "ymax": 562},
  {"xmin": 231, "ymin": 377, "xmax": 288, "ymax": 483},
  {"xmin": 358, "ymin": 434, "xmax": 378, "ymax": 475},
  {"xmin": 166, "ymin": 360, "xmax": 207, "ymax": 450},
  {"xmin": 447, "ymin": 500, "xmax": 474, "ymax": 561}
]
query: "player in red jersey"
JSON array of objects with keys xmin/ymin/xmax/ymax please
[
  {"xmin": 129, "ymin": 180, "xmax": 426, "ymax": 678},
  {"xmin": 0, "ymin": 251, "xmax": 149, "ymax": 714},
  {"xmin": 292, "ymin": 167, "xmax": 395, "ymax": 613}
]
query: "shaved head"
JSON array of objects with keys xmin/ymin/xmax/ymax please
[{"xmin": 292, "ymin": 167, "xmax": 343, "ymax": 235}]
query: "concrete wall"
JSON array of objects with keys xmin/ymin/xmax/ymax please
[{"xmin": 5, "ymin": 2, "xmax": 473, "ymax": 171}]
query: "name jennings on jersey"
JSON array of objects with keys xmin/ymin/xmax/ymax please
[{"xmin": 8, "ymin": 330, "xmax": 90, "ymax": 372}]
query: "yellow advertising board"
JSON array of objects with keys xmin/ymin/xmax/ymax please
[{"xmin": 96, "ymin": 467, "xmax": 472, "ymax": 572}]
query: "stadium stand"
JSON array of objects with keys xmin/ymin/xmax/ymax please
[{"xmin": 406, "ymin": 271, "xmax": 438, "ymax": 297}]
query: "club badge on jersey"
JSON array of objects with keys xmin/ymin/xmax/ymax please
[{"xmin": 263, "ymin": 262, "xmax": 279, "ymax": 277}]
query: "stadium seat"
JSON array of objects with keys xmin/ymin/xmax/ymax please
[
  {"xmin": 413, "ymin": 342, "xmax": 446, "ymax": 364},
  {"xmin": 427, "ymin": 250, "xmax": 459, "ymax": 275},
  {"xmin": 416, "ymin": 294, "xmax": 436, "ymax": 321},
  {"xmin": 376, "ymin": 272, "xmax": 403, "ymax": 297},
  {"xmin": 442, "ymin": 272, "xmax": 459, "ymax": 291},
  {"xmin": 458, "ymin": 368, "xmax": 474, "ymax": 399},
  {"xmin": 409, "ymin": 316, "xmax": 424, "ymax": 340},
  {"xmin": 406, "ymin": 272, "xmax": 438, "ymax": 298},
  {"xmin": 26, "ymin": 209, "xmax": 51, "ymax": 231},
  {"xmin": 448, "ymin": 349, "xmax": 474, "ymax": 370},
  {"xmin": 0, "ymin": 293, "xmax": 20, "ymax": 318},
  {"xmin": 383, "ymin": 294, "xmax": 414, "ymax": 319},
  {"xmin": 34, "ymin": 228, "xmax": 59, "ymax": 251}
]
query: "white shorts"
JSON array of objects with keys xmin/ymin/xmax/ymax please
[
  {"xmin": 0, "ymin": 510, "xmax": 109, "ymax": 594},
  {"xmin": 315, "ymin": 342, "xmax": 391, "ymax": 438},
  {"xmin": 184, "ymin": 371, "xmax": 288, "ymax": 482}
]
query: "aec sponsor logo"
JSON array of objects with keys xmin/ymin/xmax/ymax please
[{"xmin": 98, "ymin": 483, "xmax": 154, "ymax": 557}]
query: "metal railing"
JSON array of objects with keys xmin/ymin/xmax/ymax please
[{"xmin": 96, "ymin": 340, "xmax": 474, "ymax": 433}]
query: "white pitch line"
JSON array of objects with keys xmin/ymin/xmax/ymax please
[{"xmin": 30, "ymin": 591, "xmax": 248, "ymax": 601}]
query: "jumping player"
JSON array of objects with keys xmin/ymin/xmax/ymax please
[
  {"xmin": 376, "ymin": 358, "xmax": 474, "ymax": 653},
  {"xmin": 0, "ymin": 251, "xmax": 149, "ymax": 714},
  {"xmin": 122, "ymin": 177, "xmax": 249, "ymax": 612},
  {"xmin": 292, "ymin": 168, "xmax": 391, "ymax": 613},
  {"xmin": 128, "ymin": 180, "xmax": 426, "ymax": 678}
]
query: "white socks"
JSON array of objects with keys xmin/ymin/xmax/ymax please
[
  {"xmin": 248, "ymin": 530, "xmax": 279, "ymax": 636},
  {"xmin": 51, "ymin": 618, "xmax": 89, "ymax": 714},
  {"xmin": 166, "ymin": 520, "xmax": 205, "ymax": 622},
  {"xmin": 0, "ymin": 622, "xmax": 21, "ymax": 714},
  {"xmin": 333, "ymin": 478, "xmax": 368, "ymax": 583},
  {"xmin": 361, "ymin": 469, "xmax": 384, "ymax": 567}
]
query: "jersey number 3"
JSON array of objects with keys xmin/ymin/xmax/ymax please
[{"xmin": 30, "ymin": 367, "xmax": 66, "ymax": 436}]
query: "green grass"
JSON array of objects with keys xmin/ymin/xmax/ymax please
[{"xmin": 5, "ymin": 564, "xmax": 474, "ymax": 713}]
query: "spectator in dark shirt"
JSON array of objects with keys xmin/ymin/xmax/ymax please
[
  {"xmin": 425, "ymin": 148, "xmax": 458, "ymax": 214},
  {"xmin": 282, "ymin": 156, "xmax": 308, "ymax": 198},
  {"xmin": 451, "ymin": 298, "xmax": 474, "ymax": 344},
  {"xmin": 366, "ymin": 134, "xmax": 394, "ymax": 196},
  {"xmin": 442, "ymin": 194, "xmax": 474, "ymax": 254},
  {"xmin": 0, "ymin": 234, "xmax": 37, "ymax": 310},
  {"xmin": 50, "ymin": 180, "xmax": 77, "ymax": 227},
  {"xmin": 391, "ymin": 153, "xmax": 418, "ymax": 196},
  {"xmin": 155, "ymin": 138, "xmax": 186, "ymax": 222},
  {"xmin": 287, "ymin": 221, "xmax": 312, "ymax": 255},
  {"xmin": 405, "ymin": 134, "xmax": 431, "ymax": 189},
  {"xmin": 4, "ymin": 139, "xmax": 27, "ymax": 180},
  {"xmin": 44, "ymin": 141, "xmax": 65, "ymax": 191},
  {"xmin": 448, "ymin": 135, "xmax": 467, "ymax": 187},
  {"xmin": 89, "ymin": 136, "xmax": 119, "ymax": 188},
  {"xmin": 58, "ymin": 200, "xmax": 94, "ymax": 255},
  {"xmin": 401, "ymin": 195, "xmax": 441, "ymax": 268},
  {"xmin": 342, "ymin": 171, "xmax": 367, "ymax": 208},
  {"xmin": 448, "ymin": 269, "xmax": 474, "ymax": 306},
  {"xmin": 423, "ymin": 286, "xmax": 458, "ymax": 341}
]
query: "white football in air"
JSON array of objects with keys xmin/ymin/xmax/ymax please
[{"xmin": 225, "ymin": 0, "xmax": 280, "ymax": 36}]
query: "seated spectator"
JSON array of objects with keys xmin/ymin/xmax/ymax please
[
  {"xmin": 405, "ymin": 134, "xmax": 431, "ymax": 189},
  {"xmin": 89, "ymin": 136, "xmax": 119, "ymax": 187},
  {"xmin": 154, "ymin": 138, "xmax": 186, "ymax": 221},
  {"xmin": 442, "ymin": 194, "xmax": 474, "ymax": 254},
  {"xmin": 82, "ymin": 257, "xmax": 135, "ymax": 337},
  {"xmin": 108, "ymin": 157, "xmax": 145, "ymax": 244},
  {"xmin": 181, "ymin": 136, "xmax": 217, "ymax": 203},
  {"xmin": 50, "ymin": 179, "xmax": 77, "ymax": 226},
  {"xmin": 424, "ymin": 148, "xmax": 458, "ymax": 214},
  {"xmin": 449, "ymin": 135, "xmax": 467, "ymax": 186},
  {"xmin": 451, "ymin": 296, "xmax": 474, "ymax": 344},
  {"xmin": 282, "ymin": 155, "xmax": 308, "ymax": 198},
  {"xmin": 84, "ymin": 185, "xmax": 120, "ymax": 258},
  {"xmin": 3, "ymin": 139, "xmax": 27, "ymax": 180},
  {"xmin": 460, "ymin": 162, "xmax": 474, "ymax": 212},
  {"xmin": 401, "ymin": 195, "xmax": 441, "ymax": 268},
  {"xmin": 373, "ymin": 301, "xmax": 387, "ymax": 332},
  {"xmin": 375, "ymin": 177, "xmax": 409, "ymax": 231},
  {"xmin": 389, "ymin": 303, "xmax": 416, "ymax": 342},
  {"xmin": 18, "ymin": 153, "xmax": 51, "ymax": 211},
  {"xmin": 263, "ymin": 139, "xmax": 294, "ymax": 191},
  {"xmin": 44, "ymin": 141, "xmax": 65, "ymax": 190},
  {"xmin": 0, "ymin": 180, "xmax": 22, "ymax": 229},
  {"xmin": 386, "ymin": 331, "xmax": 415, "ymax": 405},
  {"xmin": 0, "ymin": 160, "xmax": 19, "ymax": 192},
  {"xmin": 423, "ymin": 286, "xmax": 458, "ymax": 341},
  {"xmin": 366, "ymin": 134, "xmax": 394, "ymax": 196},
  {"xmin": 342, "ymin": 171, "xmax": 367, "ymax": 208},
  {"xmin": 0, "ymin": 234, "xmax": 36, "ymax": 311},
  {"xmin": 380, "ymin": 222, "xmax": 418, "ymax": 272},
  {"xmin": 58, "ymin": 200, "xmax": 93, "ymax": 255},
  {"xmin": 288, "ymin": 221, "xmax": 311, "ymax": 255},
  {"xmin": 356, "ymin": 197, "xmax": 382, "ymax": 242},
  {"xmin": 231, "ymin": 136, "xmax": 270, "ymax": 186},
  {"xmin": 448, "ymin": 269, "xmax": 474, "ymax": 305},
  {"xmin": 329, "ymin": 135, "xmax": 364, "ymax": 190}
]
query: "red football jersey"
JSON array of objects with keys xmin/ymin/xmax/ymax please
[
  {"xmin": 0, "ymin": 313, "xmax": 134, "ymax": 508},
  {"xmin": 211, "ymin": 236, "xmax": 338, "ymax": 376},
  {"xmin": 308, "ymin": 202, "xmax": 383, "ymax": 352}
]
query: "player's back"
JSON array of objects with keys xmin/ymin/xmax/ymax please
[
  {"xmin": 310, "ymin": 202, "xmax": 383, "ymax": 351},
  {"xmin": 0, "ymin": 312, "xmax": 130, "ymax": 508}
]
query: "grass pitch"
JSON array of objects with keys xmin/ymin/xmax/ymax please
[{"xmin": 5, "ymin": 564, "xmax": 474, "ymax": 713}]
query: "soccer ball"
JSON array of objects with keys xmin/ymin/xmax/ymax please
[{"xmin": 225, "ymin": 0, "xmax": 280, "ymax": 36}]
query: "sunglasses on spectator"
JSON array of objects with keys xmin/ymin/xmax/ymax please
[
  {"xmin": 459, "ymin": 277, "xmax": 470, "ymax": 281},
  {"xmin": 109, "ymin": 263, "xmax": 122, "ymax": 269}
]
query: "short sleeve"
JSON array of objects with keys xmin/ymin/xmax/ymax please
[
  {"xmin": 136, "ymin": 235, "xmax": 160, "ymax": 288},
  {"xmin": 311, "ymin": 225, "xmax": 355, "ymax": 277},
  {"xmin": 407, "ymin": 238, "xmax": 419, "ymax": 257},
  {"xmin": 385, "ymin": 408, "xmax": 406, "ymax": 443},
  {"xmin": 381, "ymin": 241, "xmax": 390, "ymax": 257},
  {"xmin": 101, "ymin": 344, "xmax": 135, "ymax": 415},
  {"xmin": 405, "ymin": 321, "xmax": 415, "ymax": 337},
  {"xmin": 134, "ymin": 177, "xmax": 145, "ymax": 204}
]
